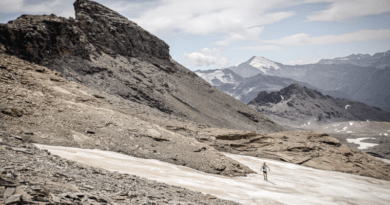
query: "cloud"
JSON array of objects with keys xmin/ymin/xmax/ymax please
[
  {"xmin": 262, "ymin": 29, "xmax": 390, "ymax": 46},
  {"xmin": 237, "ymin": 45, "xmax": 283, "ymax": 51},
  {"xmin": 129, "ymin": 0, "xmax": 295, "ymax": 44},
  {"xmin": 183, "ymin": 48, "xmax": 230, "ymax": 68},
  {"xmin": 304, "ymin": 0, "xmax": 390, "ymax": 22},
  {"xmin": 0, "ymin": 0, "xmax": 75, "ymax": 18}
]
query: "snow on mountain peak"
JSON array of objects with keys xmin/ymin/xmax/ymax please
[
  {"xmin": 195, "ymin": 70, "xmax": 236, "ymax": 85},
  {"xmin": 249, "ymin": 56, "xmax": 280, "ymax": 74}
]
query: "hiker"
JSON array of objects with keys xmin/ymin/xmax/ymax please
[{"xmin": 261, "ymin": 162, "xmax": 270, "ymax": 181}]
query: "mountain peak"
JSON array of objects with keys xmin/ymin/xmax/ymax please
[{"xmin": 247, "ymin": 56, "xmax": 281, "ymax": 74}]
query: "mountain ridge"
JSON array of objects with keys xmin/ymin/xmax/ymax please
[{"xmin": 248, "ymin": 83, "xmax": 390, "ymax": 127}]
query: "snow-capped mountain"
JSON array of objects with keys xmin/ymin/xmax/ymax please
[
  {"xmin": 317, "ymin": 50, "xmax": 390, "ymax": 69},
  {"xmin": 197, "ymin": 51, "xmax": 390, "ymax": 111},
  {"xmin": 227, "ymin": 56, "xmax": 282, "ymax": 78},
  {"xmin": 195, "ymin": 69, "xmax": 348, "ymax": 104}
]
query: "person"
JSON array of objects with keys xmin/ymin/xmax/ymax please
[{"xmin": 261, "ymin": 162, "xmax": 270, "ymax": 181}]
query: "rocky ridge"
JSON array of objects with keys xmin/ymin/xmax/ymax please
[
  {"xmin": 248, "ymin": 83, "xmax": 390, "ymax": 126},
  {"xmin": 0, "ymin": 0, "xmax": 284, "ymax": 134}
]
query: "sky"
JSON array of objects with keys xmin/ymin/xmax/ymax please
[{"xmin": 0, "ymin": 0, "xmax": 390, "ymax": 71}]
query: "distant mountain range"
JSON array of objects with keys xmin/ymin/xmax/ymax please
[
  {"xmin": 196, "ymin": 50, "xmax": 390, "ymax": 111},
  {"xmin": 248, "ymin": 83, "xmax": 390, "ymax": 126},
  {"xmin": 318, "ymin": 50, "xmax": 390, "ymax": 69}
]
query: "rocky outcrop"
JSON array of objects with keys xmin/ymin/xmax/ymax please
[
  {"xmin": 0, "ymin": 0, "xmax": 169, "ymax": 64},
  {"xmin": 0, "ymin": 0, "xmax": 284, "ymax": 133},
  {"xmin": 248, "ymin": 83, "xmax": 390, "ymax": 126},
  {"xmin": 191, "ymin": 128, "xmax": 390, "ymax": 181}
]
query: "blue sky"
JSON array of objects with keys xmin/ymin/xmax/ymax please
[{"xmin": 1, "ymin": 0, "xmax": 389, "ymax": 71}]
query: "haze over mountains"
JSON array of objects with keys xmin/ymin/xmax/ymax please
[{"xmin": 196, "ymin": 51, "xmax": 390, "ymax": 111}]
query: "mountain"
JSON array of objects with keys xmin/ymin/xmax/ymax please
[
  {"xmin": 203, "ymin": 53, "xmax": 390, "ymax": 111},
  {"xmin": 196, "ymin": 68, "xmax": 349, "ymax": 104},
  {"xmin": 0, "ymin": 0, "xmax": 285, "ymax": 134},
  {"xmin": 226, "ymin": 56, "xmax": 282, "ymax": 78},
  {"xmin": 248, "ymin": 83, "xmax": 390, "ymax": 127},
  {"xmin": 318, "ymin": 50, "xmax": 390, "ymax": 69}
]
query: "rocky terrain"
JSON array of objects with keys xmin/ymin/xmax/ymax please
[
  {"xmin": 197, "ymin": 53, "xmax": 390, "ymax": 111},
  {"xmin": 304, "ymin": 121, "xmax": 390, "ymax": 160},
  {"xmin": 0, "ymin": 53, "xmax": 256, "ymax": 178},
  {"xmin": 248, "ymin": 83, "xmax": 390, "ymax": 127},
  {"xmin": 193, "ymin": 129, "xmax": 390, "ymax": 181},
  {"xmin": 0, "ymin": 132, "xmax": 239, "ymax": 205},
  {"xmin": 0, "ymin": 0, "xmax": 284, "ymax": 134}
]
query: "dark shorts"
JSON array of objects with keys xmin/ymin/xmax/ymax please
[{"xmin": 263, "ymin": 171, "xmax": 267, "ymax": 173}]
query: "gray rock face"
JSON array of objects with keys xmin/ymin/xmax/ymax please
[
  {"xmin": 0, "ymin": 0, "xmax": 283, "ymax": 133},
  {"xmin": 248, "ymin": 83, "xmax": 390, "ymax": 126}
]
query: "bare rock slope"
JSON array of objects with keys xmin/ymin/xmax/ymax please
[
  {"xmin": 0, "ymin": 0, "xmax": 284, "ymax": 134},
  {"xmin": 0, "ymin": 53, "xmax": 254, "ymax": 177}
]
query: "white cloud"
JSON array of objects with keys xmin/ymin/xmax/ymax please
[
  {"xmin": 262, "ymin": 29, "xmax": 390, "ymax": 46},
  {"xmin": 0, "ymin": 0, "xmax": 75, "ymax": 18},
  {"xmin": 236, "ymin": 45, "xmax": 283, "ymax": 51},
  {"xmin": 183, "ymin": 48, "xmax": 231, "ymax": 68},
  {"xmin": 304, "ymin": 0, "xmax": 390, "ymax": 22},
  {"xmin": 129, "ymin": 0, "xmax": 295, "ymax": 44}
]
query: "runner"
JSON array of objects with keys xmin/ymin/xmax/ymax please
[{"xmin": 262, "ymin": 162, "xmax": 270, "ymax": 181}]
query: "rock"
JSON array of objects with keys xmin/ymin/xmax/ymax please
[
  {"xmin": 5, "ymin": 194, "xmax": 22, "ymax": 205},
  {"xmin": 145, "ymin": 129, "xmax": 168, "ymax": 141},
  {"xmin": 3, "ymin": 187, "xmax": 16, "ymax": 201},
  {"xmin": 14, "ymin": 187, "xmax": 31, "ymax": 202},
  {"xmin": 11, "ymin": 147, "xmax": 32, "ymax": 155},
  {"xmin": 46, "ymin": 181, "xmax": 80, "ymax": 192}
]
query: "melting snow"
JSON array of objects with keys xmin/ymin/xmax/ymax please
[
  {"xmin": 384, "ymin": 133, "xmax": 388, "ymax": 136},
  {"xmin": 349, "ymin": 122, "xmax": 353, "ymax": 126},
  {"xmin": 195, "ymin": 70, "xmax": 235, "ymax": 85},
  {"xmin": 249, "ymin": 56, "xmax": 280, "ymax": 74},
  {"xmin": 280, "ymin": 95, "xmax": 284, "ymax": 100},
  {"xmin": 346, "ymin": 138, "xmax": 378, "ymax": 149},
  {"xmin": 345, "ymin": 105, "xmax": 350, "ymax": 109},
  {"xmin": 34, "ymin": 144, "xmax": 390, "ymax": 205}
]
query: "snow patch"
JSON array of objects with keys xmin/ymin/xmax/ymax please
[
  {"xmin": 345, "ymin": 105, "xmax": 350, "ymax": 109},
  {"xmin": 34, "ymin": 144, "xmax": 390, "ymax": 205},
  {"xmin": 349, "ymin": 122, "xmax": 353, "ymax": 126},
  {"xmin": 346, "ymin": 138, "xmax": 378, "ymax": 149},
  {"xmin": 384, "ymin": 133, "xmax": 388, "ymax": 136},
  {"xmin": 347, "ymin": 131, "xmax": 353, "ymax": 133},
  {"xmin": 195, "ymin": 70, "xmax": 235, "ymax": 85},
  {"xmin": 249, "ymin": 56, "xmax": 280, "ymax": 74},
  {"xmin": 280, "ymin": 95, "xmax": 284, "ymax": 100}
]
